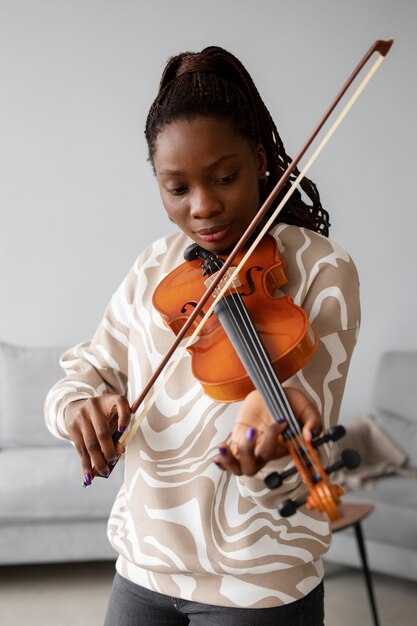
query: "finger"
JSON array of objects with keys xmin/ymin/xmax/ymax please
[
  {"xmin": 71, "ymin": 430, "xmax": 94, "ymax": 486},
  {"xmin": 297, "ymin": 402, "xmax": 322, "ymax": 442},
  {"xmin": 233, "ymin": 427, "xmax": 261, "ymax": 476},
  {"xmin": 90, "ymin": 395, "xmax": 130, "ymax": 467},
  {"xmin": 104, "ymin": 396, "xmax": 130, "ymax": 458},
  {"xmin": 87, "ymin": 402, "xmax": 118, "ymax": 472},
  {"xmin": 255, "ymin": 423, "xmax": 287, "ymax": 463},
  {"xmin": 302, "ymin": 419, "xmax": 321, "ymax": 442},
  {"xmin": 64, "ymin": 401, "xmax": 103, "ymax": 482},
  {"xmin": 284, "ymin": 387, "xmax": 322, "ymax": 441},
  {"xmin": 213, "ymin": 444, "xmax": 243, "ymax": 475},
  {"xmin": 114, "ymin": 395, "xmax": 132, "ymax": 435}
]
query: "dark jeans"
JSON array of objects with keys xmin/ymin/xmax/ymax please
[{"xmin": 104, "ymin": 572, "xmax": 325, "ymax": 625}]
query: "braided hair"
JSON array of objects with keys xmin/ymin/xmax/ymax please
[{"xmin": 145, "ymin": 46, "xmax": 330, "ymax": 237}]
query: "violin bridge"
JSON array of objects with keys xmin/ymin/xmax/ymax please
[{"xmin": 204, "ymin": 267, "xmax": 241, "ymax": 294}]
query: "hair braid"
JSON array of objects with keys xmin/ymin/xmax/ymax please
[{"xmin": 145, "ymin": 46, "xmax": 330, "ymax": 237}]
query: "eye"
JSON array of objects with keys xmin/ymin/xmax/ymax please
[
  {"xmin": 216, "ymin": 171, "xmax": 237, "ymax": 185},
  {"xmin": 165, "ymin": 185, "xmax": 188, "ymax": 196}
]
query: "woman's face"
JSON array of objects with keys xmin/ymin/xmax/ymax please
[{"xmin": 153, "ymin": 117, "xmax": 267, "ymax": 253}]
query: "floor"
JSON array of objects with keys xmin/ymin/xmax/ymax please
[{"xmin": 0, "ymin": 560, "xmax": 416, "ymax": 625}]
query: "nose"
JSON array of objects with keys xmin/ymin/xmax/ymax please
[{"xmin": 190, "ymin": 187, "xmax": 223, "ymax": 220}]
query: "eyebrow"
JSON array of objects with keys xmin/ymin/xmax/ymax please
[{"xmin": 158, "ymin": 154, "xmax": 240, "ymax": 176}]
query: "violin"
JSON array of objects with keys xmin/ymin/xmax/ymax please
[
  {"xmin": 152, "ymin": 235, "xmax": 317, "ymax": 402},
  {"xmin": 153, "ymin": 234, "xmax": 359, "ymax": 522},
  {"xmin": 85, "ymin": 39, "xmax": 393, "ymax": 520}
]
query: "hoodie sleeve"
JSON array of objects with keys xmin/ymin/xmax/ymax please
[{"xmin": 44, "ymin": 260, "xmax": 138, "ymax": 440}]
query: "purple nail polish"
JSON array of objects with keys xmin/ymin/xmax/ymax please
[
  {"xmin": 101, "ymin": 468, "xmax": 110, "ymax": 478},
  {"xmin": 84, "ymin": 473, "xmax": 91, "ymax": 486},
  {"xmin": 219, "ymin": 446, "xmax": 228, "ymax": 456},
  {"xmin": 118, "ymin": 425, "xmax": 127, "ymax": 433},
  {"xmin": 246, "ymin": 427, "xmax": 256, "ymax": 441}
]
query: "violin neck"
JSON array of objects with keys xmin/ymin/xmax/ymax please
[{"xmin": 214, "ymin": 293, "xmax": 299, "ymax": 432}]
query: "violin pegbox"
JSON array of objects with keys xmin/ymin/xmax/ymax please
[{"xmin": 265, "ymin": 425, "xmax": 360, "ymax": 522}]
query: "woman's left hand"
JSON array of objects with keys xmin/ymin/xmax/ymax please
[{"xmin": 213, "ymin": 387, "xmax": 322, "ymax": 476}]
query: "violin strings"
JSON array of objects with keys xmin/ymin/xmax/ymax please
[
  {"xmin": 210, "ymin": 260, "xmax": 310, "ymax": 446},
  {"xmin": 209, "ymin": 256, "xmax": 318, "ymax": 471},
  {"xmin": 209, "ymin": 257, "xmax": 289, "ymax": 420},
  {"xmin": 219, "ymin": 290, "xmax": 294, "ymax": 424},
  {"xmin": 224, "ymin": 298, "xmax": 319, "ymax": 472}
]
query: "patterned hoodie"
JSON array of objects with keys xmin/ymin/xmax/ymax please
[{"xmin": 45, "ymin": 223, "xmax": 360, "ymax": 608}]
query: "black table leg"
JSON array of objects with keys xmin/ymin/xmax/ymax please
[{"xmin": 354, "ymin": 521, "xmax": 380, "ymax": 626}]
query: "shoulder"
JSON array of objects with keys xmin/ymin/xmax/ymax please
[
  {"xmin": 271, "ymin": 223, "xmax": 359, "ymax": 293},
  {"xmin": 270, "ymin": 223, "xmax": 360, "ymax": 334},
  {"xmin": 272, "ymin": 223, "xmax": 355, "ymax": 267}
]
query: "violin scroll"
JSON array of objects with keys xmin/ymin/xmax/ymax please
[{"xmin": 265, "ymin": 426, "xmax": 360, "ymax": 522}]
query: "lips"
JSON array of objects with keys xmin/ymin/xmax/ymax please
[{"xmin": 195, "ymin": 224, "xmax": 231, "ymax": 243}]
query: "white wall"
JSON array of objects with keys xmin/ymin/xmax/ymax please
[{"xmin": 1, "ymin": 0, "xmax": 416, "ymax": 419}]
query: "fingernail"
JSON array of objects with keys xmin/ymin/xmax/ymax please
[
  {"xmin": 101, "ymin": 468, "xmax": 110, "ymax": 478},
  {"xmin": 118, "ymin": 425, "xmax": 127, "ymax": 433},
  {"xmin": 219, "ymin": 446, "xmax": 228, "ymax": 456},
  {"xmin": 84, "ymin": 473, "xmax": 91, "ymax": 486},
  {"xmin": 312, "ymin": 428, "xmax": 319, "ymax": 437},
  {"xmin": 246, "ymin": 427, "xmax": 256, "ymax": 441},
  {"xmin": 109, "ymin": 457, "xmax": 118, "ymax": 466}
]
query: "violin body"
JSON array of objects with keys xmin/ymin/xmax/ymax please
[{"xmin": 152, "ymin": 235, "xmax": 317, "ymax": 402}]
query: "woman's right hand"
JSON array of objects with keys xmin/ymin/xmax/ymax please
[{"xmin": 64, "ymin": 395, "xmax": 131, "ymax": 485}]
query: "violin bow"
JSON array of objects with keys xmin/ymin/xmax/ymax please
[{"xmin": 87, "ymin": 38, "xmax": 393, "ymax": 483}]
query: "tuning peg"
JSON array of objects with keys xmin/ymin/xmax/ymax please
[
  {"xmin": 278, "ymin": 495, "xmax": 307, "ymax": 517},
  {"xmin": 264, "ymin": 465, "xmax": 298, "ymax": 489},
  {"xmin": 265, "ymin": 426, "xmax": 352, "ymax": 490},
  {"xmin": 341, "ymin": 448, "xmax": 361, "ymax": 470},
  {"xmin": 312, "ymin": 425, "xmax": 346, "ymax": 449},
  {"xmin": 326, "ymin": 448, "xmax": 361, "ymax": 475}
]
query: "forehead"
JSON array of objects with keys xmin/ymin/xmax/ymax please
[{"xmin": 154, "ymin": 117, "xmax": 253, "ymax": 172}]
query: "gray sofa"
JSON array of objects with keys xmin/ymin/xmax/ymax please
[
  {"xmin": 2, "ymin": 341, "xmax": 416, "ymax": 579},
  {"xmin": 0, "ymin": 341, "xmax": 123, "ymax": 564},
  {"xmin": 324, "ymin": 351, "xmax": 417, "ymax": 582}
]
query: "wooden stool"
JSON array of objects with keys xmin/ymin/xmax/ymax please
[{"xmin": 331, "ymin": 502, "xmax": 380, "ymax": 626}]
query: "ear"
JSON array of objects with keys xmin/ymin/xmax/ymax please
[{"xmin": 255, "ymin": 144, "xmax": 268, "ymax": 179}]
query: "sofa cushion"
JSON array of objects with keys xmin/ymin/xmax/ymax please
[
  {"xmin": 374, "ymin": 410, "xmax": 417, "ymax": 470},
  {"xmin": 344, "ymin": 476, "xmax": 417, "ymax": 550},
  {"xmin": 373, "ymin": 351, "xmax": 417, "ymax": 469},
  {"xmin": 0, "ymin": 342, "xmax": 67, "ymax": 448},
  {"xmin": 0, "ymin": 446, "xmax": 123, "ymax": 522}
]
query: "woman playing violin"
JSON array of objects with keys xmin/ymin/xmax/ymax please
[{"xmin": 45, "ymin": 46, "xmax": 360, "ymax": 625}]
